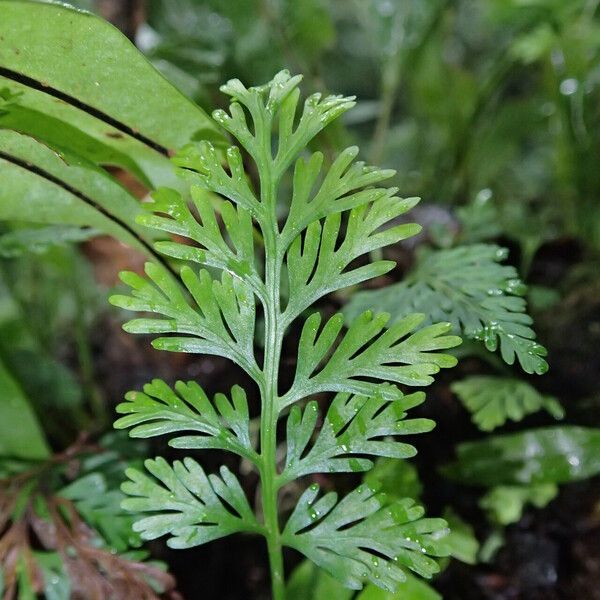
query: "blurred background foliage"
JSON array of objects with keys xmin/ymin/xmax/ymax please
[
  {"xmin": 139, "ymin": 0, "xmax": 600, "ymax": 261},
  {"xmin": 1, "ymin": 0, "xmax": 600, "ymax": 598}
]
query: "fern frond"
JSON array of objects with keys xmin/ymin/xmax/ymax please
[
  {"xmin": 479, "ymin": 483, "xmax": 558, "ymax": 525},
  {"xmin": 279, "ymin": 391, "xmax": 433, "ymax": 485},
  {"xmin": 111, "ymin": 70, "xmax": 466, "ymax": 597},
  {"xmin": 171, "ymin": 142, "xmax": 260, "ymax": 215},
  {"xmin": 114, "ymin": 380, "xmax": 257, "ymax": 463},
  {"xmin": 281, "ymin": 146, "xmax": 399, "ymax": 250},
  {"xmin": 452, "ymin": 376, "xmax": 563, "ymax": 431},
  {"xmin": 122, "ymin": 457, "xmax": 262, "ymax": 548},
  {"xmin": 214, "ymin": 71, "xmax": 355, "ymax": 178},
  {"xmin": 282, "ymin": 311, "xmax": 460, "ymax": 407},
  {"xmin": 282, "ymin": 483, "xmax": 448, "ymax": 591},
  {"xmin": 344, "ymin": 244, "xmax": 548, "ymax": 374},
  {"xmin": 60, "ymin": 473, "xmax": 137, "ymax": 553}
]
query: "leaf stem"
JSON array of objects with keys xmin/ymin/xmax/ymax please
[
  {"xmin": 259, "ymin": 178, "xmax": 286, "ymax": 599},
  {"xmin": 260, "ymin": 310, "xmax": 285, "ymax": 599}
]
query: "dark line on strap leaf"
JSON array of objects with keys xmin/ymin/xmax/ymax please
[
  {"xmin": 0, "ymin": 66, "xmax": 169, "ymax": 156},
  {"xmin": 0, "ymin": 150, "xmax": 178, "ymax": 278}
]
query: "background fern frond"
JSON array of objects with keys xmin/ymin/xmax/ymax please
[
  {"xmin": 443, "ymin": 426, "xmax": 600, "ymax": 486},
  {"xmin": 344, "ymin": 244, "xmax": 548, "ymax": 374},
  {"xmin": 452, "ymin": 376, "xmax": 563, "ymax": 431},
  {"xmin": 479, "ymin": 483, "xmax": 559, "ymax": 525}
]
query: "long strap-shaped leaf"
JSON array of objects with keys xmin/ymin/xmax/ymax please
[
  {"xmin": 0, "ymin": 1, "xmax": 225, "ymax": 187},
  {"xmin": 0, "ymin": 130, "xmax": 164, "ymax": 255},
  {"xmin": 0, "ymin": 356, "xmax": 49, "ymax": 460}
]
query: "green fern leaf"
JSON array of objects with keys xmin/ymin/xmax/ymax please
[
  {"xmin": 110, "ymin": 262, "xmax": 260, "ymax": 380},
  {"xmin": 281, "ymin": 146, "xmax": 399, "ymax": 251},
  {"xmin": 60, "ymin": 472, "xmax": 137, "ymax": 553},
  {"xmin": 279, "ymin": 391, "xmax": 434, "ymax": 485},
  {"xmin": 282, "ymin": 311, "xmax": 460, "ymax": 407},
  {"xmin": 282, "ymin": 483, "xmax": 448, "ymax": 591},
  {"xmin": 215, "ymin": 71, "xmax": 354, "ymax": 178},
  {"xmin": 452, "ymin": 376, "xmax": 563, "ymax": 431},
  {"xmin": 443, "ymin": 426, "xmax": 600, "ymax": 486},
  {"xmin": 121, "ymin": 457, "xmax": 262, "ymax": 548},
  {"xmin": 282, "ymin": 195, "xmax": 421, "ymax": 326},
  {"xmin": 138, "ymin": 186, "xmax": 263, "ymax": 292},
  {"xmin": 114, "ymin": 379, "xmax": 258, "ymax": 463},
  {"xmin": 172, "ymin": 141, "xmax": 260, "ymax": 214},
  {"xmin": 343, "ymin": 244, "xmax": 548, "ymax": 374},
  {"xmin": 479, "ymin": 483, "xmax": 558, "ymax": 525}
]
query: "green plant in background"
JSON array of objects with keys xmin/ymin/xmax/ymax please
[
  {"xmin": 140, "ymin": 0, "xmax": 600, "ymax": 258},
  {"xmin": 0, "ymin": 433, "xmax": 175, "ymax": 599},
  {"xmin": 451, "ymin": 376, "xmax": 563, "ymax": 432},
  {"xmin": 444, "ymin": 426, "xmax": 600, "ymax": 526},
  {"xmin": 110, "ymin": 71, "xmax": 462, "ymax": 598},
  {"xmin": 343, "ymin": 243, "xmax": 549, "ymax": 374}
]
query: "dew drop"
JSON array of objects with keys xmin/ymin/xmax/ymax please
[
  {"xmin": 560, "ymin": 78, "xmax": 578, "ymax": 96},
  {"xmin": 475, "ymin": 188, "xmax": 493, "ymax": 205},
  {"xmin": 377, "ymin": 0, "xmax": 395, "ymax": 16},
  {"xmin": 212, "ymin": 109, "xmax": 228, "ymax": 124}
]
